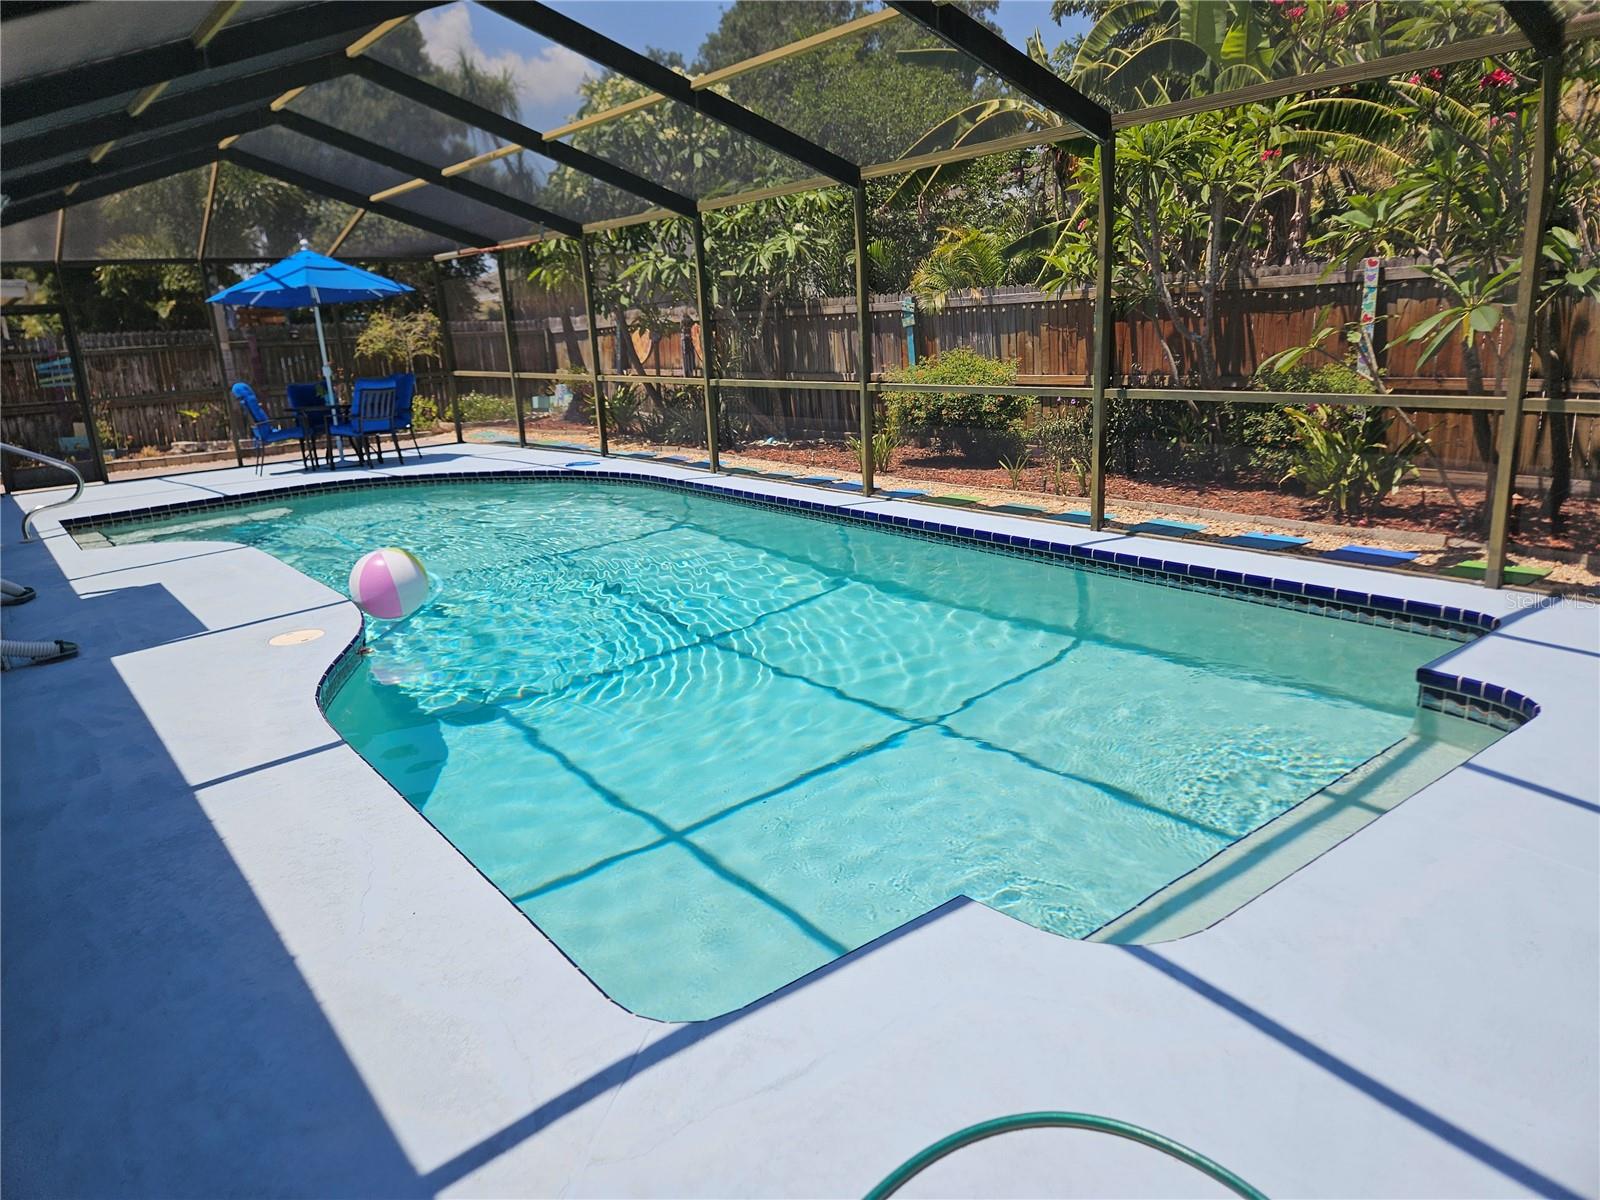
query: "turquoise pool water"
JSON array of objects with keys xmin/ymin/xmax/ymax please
[{"xmin": 111, "ymin": 480, "xmax": 1478, "ymax": 1019}]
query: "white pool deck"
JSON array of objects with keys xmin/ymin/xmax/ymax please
[{"xmin": 3, "ymin": 442, "xmax": 1596, "ymax": 1199}]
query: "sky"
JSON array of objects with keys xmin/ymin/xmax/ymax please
[{"xmin": 414, "ymin": 1, "xmax": 1088, "ymax": 134}]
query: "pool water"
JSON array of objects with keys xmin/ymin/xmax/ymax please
[{"xmin": 111, "ymin": 480, "xmax": 1491, "ymax": 1019}]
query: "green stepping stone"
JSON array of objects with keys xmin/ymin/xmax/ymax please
[{"xmin": 1441, "ymin": 559, "xmax": 1552, "ymax": 584}]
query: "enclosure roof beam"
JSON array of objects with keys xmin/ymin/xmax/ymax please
[
  {"xmin": 274, "ymin": 110, "xmax": 581, "ymax": 237},
  {"xmin": 6, "ymin": 109, "xmax": 275, "ymax": 202},
  {"xmin": 222, "ymin": 147, "xmax": 496, "ymax": 248},
  {"xmin": 886, "ymin": 1, "xmax": 1112, "ymax": 142},
  {"xmin": 482, "ymin": 1, "xmax": 862, "ymax": 187},
  {"xmin": 350, "ymin": 56, "xmax": 696, "ymax": 219},
  {"xmin": 1108, "ymin": 26, "xmax": 1558, "ymax": 130},
  {"xmin": 1501, "ymin": 0, "xmax": 1564, "ymax": 56},
  {"xmin": 0, "ymin": 1, "xmax": 434, "ymax": 125},
  {"xmin": 3, "ymin": 51, "xmax": 349, "ymax": 170},
  {"xmin": 1, "ymin": 146, "xmax": 219, "ymax": 227},
  {"xmin": 543, "ymin": 7, "xmax": 901, "ymax": 141}
]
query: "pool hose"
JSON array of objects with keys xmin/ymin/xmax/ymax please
[{"xmin": 864, "ymin": 1111, "xmax": 1268, "ymax": 1200}]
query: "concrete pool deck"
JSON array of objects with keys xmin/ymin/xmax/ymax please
[{"xmin": 3, "ymin": 443, "xmax": 1596, "ymax": 1198}]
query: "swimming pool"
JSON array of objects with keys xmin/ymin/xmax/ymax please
[{"xmin": 106, "ymin": 478, "xmax": 1502, "ymax": 1020}]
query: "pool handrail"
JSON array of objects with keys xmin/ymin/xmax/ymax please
[{"xmin": 1, "ymin": 442, "xmax": 86, "ymax": 542}]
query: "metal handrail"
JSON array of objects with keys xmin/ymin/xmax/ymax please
[{"xmin": 1, "ymin": 442, "xmax": 86, "ymax": 542}]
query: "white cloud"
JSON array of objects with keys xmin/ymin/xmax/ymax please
[{"xmin": 416, "ymin": 3, "xmax": 595, "ymax": 128}]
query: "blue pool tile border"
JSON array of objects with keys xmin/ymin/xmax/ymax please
[{"xmin": 64, "ymin": 467, "xmax": 1534, "ymax": 731}]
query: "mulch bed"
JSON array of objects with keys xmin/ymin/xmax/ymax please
[{"xmin": 734, "ymin": 441, "xmax": 1599, "ymax": 558}]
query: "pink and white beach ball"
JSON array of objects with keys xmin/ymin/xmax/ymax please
[{"xmin": 349, "ymin": 547, "xmax": 430, "ymax": 620}]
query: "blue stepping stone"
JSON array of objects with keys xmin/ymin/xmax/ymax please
[
  {"xmin": 885, "ymin": 489, "xmax": 927, "ymax": 498},
  {"xmin": 1047, "ymin": 511, "xmax": 1115, "ymax": 524},
  {"xmin": 760, "ymin": 471, "xmax": 799, "ymax": 480},
  {"xmin": 992, "ymin": 503, "xmax": 1048, "ymax": 515},
  {"xmin": 1220, "ymin": 531, "xmax": 1310, "ymax": 551},
  {"xmin": 794, "ymin": 475, "xmax": 838, "ymax": 484},
  {"xmin": 657, "ymin": 454, "xmax": 689, "ymax": 463},
  {"xmin": 617, "ymin": 451, "xmax": 658, "ymax": 459},
  {"xmin": 689, "ymin": 460, "xmax": 711, "ymax": 467},
  {"xmin": 1127, "ymin": 518, "xmax": 1206, "ymax": 537},
  {"xmin": 1323, "ymin": 543, "xmax": 1418, "ymax": 566},
  {"xmin": 564, "ymin": 460, "xmax": 600, "ymax": 467},
  {"xmin": 827, "ymin": 481, "xmax": 865, "ymax": 492}
]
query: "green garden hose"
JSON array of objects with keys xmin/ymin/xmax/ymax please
[{"xmin": 864, "ymin": 1111, "xmax": 1268, "ymax": 1200}]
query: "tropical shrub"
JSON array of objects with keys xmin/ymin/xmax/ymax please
[
  {"xmin": 1245, "ymin": 360, "xmax": 1380, "ymax": 481},
  {"xmin": 847, "ymin": 428, "xmax": 901, "ymax": 473},
  {"xmin": 883, "ymin": 348, "xmax": 1024, "ymax": 459},
  {"xmin": 1278, "ymin": 405, "xmax": 1421, "ymax": 515},
  {"xmin": 633, "ymin": 387, "xmax": 704, "ymax": 445}
]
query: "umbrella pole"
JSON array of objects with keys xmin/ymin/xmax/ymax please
[{"xmin": 310, "ymin": 288, "xmax": 337, "ymax": 402}]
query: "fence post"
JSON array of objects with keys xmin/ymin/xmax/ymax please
[
  {"xmin": 199, "ymin": 263, "xmax": 245, "ymax": 468},
  {"xmin": 853, "ymin": 183, "xmax": 875, "ymax": 495},
  {"xmin": 1484, "ymin": 50, "xmax": 1561, "ymax": 588},
  {"xmin": 431, "ymin": 261, "xmax": 463, "ymax": 444},
  {"xmin": 1089, "ymin": 133, "xmax": 1116, "ymax": 531},
  {"xmin": 496, "ymin": 255, "xmax": 526, "ymax": 447},
  {"xmin": 53, "ymin": 266, "xmax": 108, "ymax": 484},
  {"xmin": 578, "ymin": 234, "xmax": 609, "ymax": 457},
  {"xmin": 691, "ymin": 211, "xmax": 720, "ymax": 472}
]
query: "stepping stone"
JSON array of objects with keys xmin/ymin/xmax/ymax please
[
  {"xmin": 657, "ymin": 454, "xmax": 689, "ymax": 463},
  {"xmin": 617, "ymin": 451, "xmax": 658, "ymax": 459},
  {"xmin": 535, "ymin": 441, "xmax": 591, "ymax": 451},
  {"xmin": 760, "ymin": 471, "xmax": 798, "ymax": 480},
  {"xmin": 689, "ymin": 460, "xmax": 711, "ymax": 467},
  {"xmin": 794, "ymin": 475, "xmax": 838, "ymax": 484},
  {"xmin": 726, "ymin": 466, "xmax": 763, "ymax": 475},
  {"xmin": 564, "ymin": 460, "xmax": 600, "ymax": 467},
  {"xmin": 928, "ymin": 494, "xmax": 981, "ymax": 507},
  {"xmin": 885, "ymin": 489, "xmax": 927, "ymax": 499},
  {"xmin": 1440, "ymin": 558, "xmax": 1552, "ymax": 584},
  {"xmin": 991, "ymin": 503, "xmax": 1048, "ymax": 515},
  {"xmin": 827, "ymin": 481, "xmax": 865, "ymax": 492},
  {"xmin": 1220, "ymin": 531, "xmax": 1311, "ymax": 551},
  {"xmin": 1047, "ymin": 510, "xmax": 1115, "ymax": 524},
  {"xmin": 1322, "ymin": 544, "xmax": 1419, "ymax": 566},
  {"xmin": 1126, "ymin": 518, "xmax": 1207, "ymax": 537}
]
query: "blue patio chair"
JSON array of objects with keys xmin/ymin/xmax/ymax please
[
  {"xmin": 286, "ymin": 382, "xmax": 332, "ymax": 467},
  {"xmin": 389, "ymin": 373, "xmax": 420, "ymax": 459},
  {"xmin": 233, "ymin": 382, "xmax": 305, "ymax": 474},
  {"xmin": 330, "ymin": 377, "xmax": 400, "ymax": 467}
]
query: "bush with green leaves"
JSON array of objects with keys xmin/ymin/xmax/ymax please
[
  {"xmin": 847, "ymin": 427, "xmax": 901, "ymax": 473},
  {"xmin": 883, "ymin": 348, "xmax": 1023, "ymax": 460},
  {"xmin": 1244, "ymin": 360, "xmax": 1380, "ymax": 482},
  {"xmin": 1278, "ymin": 405, "xmax": 1421, "ymax": 515}
]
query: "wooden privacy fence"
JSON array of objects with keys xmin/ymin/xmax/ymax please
[
  {"xmin": 444, "ymin": 258, "xmax": 1596, "ymax": 474},
  {"xmin": 7, "ymin": 257, "xmax": 1595, "ymax": 471}
]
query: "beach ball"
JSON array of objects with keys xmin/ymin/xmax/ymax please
[{"xmin": 349, "ymin": 547, "xmax": 430, "ymax": 620}]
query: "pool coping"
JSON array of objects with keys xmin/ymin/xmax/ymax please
[{"xmin": 4, "ymin": 443, "xmax": 1596, "ymax": 1199}]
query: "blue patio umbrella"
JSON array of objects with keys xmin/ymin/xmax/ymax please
[{"xmin": 207, "ymin": 240, "xmax": 413, "ymax": 402}]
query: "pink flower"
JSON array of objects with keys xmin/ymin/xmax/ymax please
[
  {"xmin": 1487, "ymin": 115, "xmax": 1500, "ymax": 127},
  {"xmin": 1076, "ymin": 218, "xmax": 1089, "ymax": 231},
  {"xmin": 1408, "ymin": 73, "xmax": 1422, "ymax": 85},
  {"xmin": 1260, "ymin": 148, "xmax": 1283, "ymax": 161},
  {"xmin": 1333, "ymin": 2, "xmax": 1349, "ymax": 14},
  {"xmin": 1427, "ymin": 68, "xmax": 1444, "ymax": 82},
  {"xmin": 1478, "ymin": 67, "xmax": 1515, "ymax": 89},
  {"xmin": 1285, "ymin": 4, "xmax": 1306, "ymax": 16}
]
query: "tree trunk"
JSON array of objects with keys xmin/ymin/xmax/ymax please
[
  {"xmin": 1463, "ymin": 339, "xmax": 1497, "ymax": 530},
  {"xmin": 1539, "ymin": 300, "xmax": 1571, "ymax": 531}
]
